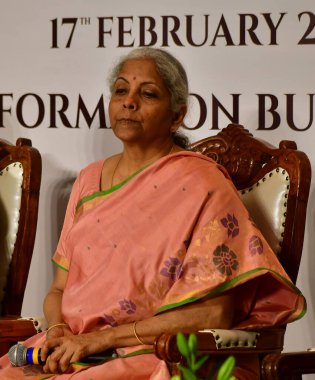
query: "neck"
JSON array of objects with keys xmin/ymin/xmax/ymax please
[
  {"xmin": 111, "ymin": 140, "xmax": 175, "ymax": 187},
  {"xmin": 121, "ymin": 141, "xmax": 174, "ymax": 168}
]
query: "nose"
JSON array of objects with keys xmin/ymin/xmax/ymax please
[{"xmin": 123, "ymin": 94, "xmax": 137, "ymax": 110}]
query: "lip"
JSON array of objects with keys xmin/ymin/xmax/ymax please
[{"xmin": 117, "ymin": 118, "xmax": 141, "ymax": 124}]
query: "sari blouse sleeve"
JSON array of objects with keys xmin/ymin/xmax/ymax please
[
  {"xmin": 52, "ymin": 160, "xmax": 104, "ymax": 270},
  {"xmin": 51, "ymin": 174, "xmax": 82, "ymax": 271}
]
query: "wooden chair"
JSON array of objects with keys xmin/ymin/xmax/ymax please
[
  {"xmin": 0, "ymin": 138, "xmax": 42, "ymax": 356},
  {"xmin": 154, "ymin": 124, "xmax": 314, "ymax": 379}
]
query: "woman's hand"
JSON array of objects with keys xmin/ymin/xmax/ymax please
[
  {"xmin": 41, "ymin": 330, "xmax": 110, "ymax": 374},
  {"xmin": 41, "ymin": 324, "xmax": 73, "ymax": 373}
]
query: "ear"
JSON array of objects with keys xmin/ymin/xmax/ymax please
[{"xmin": 170, "ymin": 105, "xmax": 188, "ymax": 133}]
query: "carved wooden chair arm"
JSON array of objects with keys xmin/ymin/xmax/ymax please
[
  {"xmin": 262, "ymin": 350, "xmax": 315, "ymax": 379},
  {"xmin": 154, "ymin": 328, "xmax": 285, "ymax": 363}
]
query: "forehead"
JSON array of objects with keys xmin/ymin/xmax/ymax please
[{"xmin": 118, "ymin": 58, "xmax": 164, "ymax": 84}]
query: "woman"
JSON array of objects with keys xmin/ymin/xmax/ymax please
[{"xmin": 0, "ymin": 48, "xmax": 305, "ymax": 379}]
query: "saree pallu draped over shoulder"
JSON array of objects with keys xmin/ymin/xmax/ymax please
[{"xmin": 0, "ymin": 152, "xmax": 306, "ymax": 380}]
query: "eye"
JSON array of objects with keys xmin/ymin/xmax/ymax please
[
  {"xmin": 113, "ymin": 87, "xmax": 127, "ymax": 96},
  {"xmin": 142, "ymin": 90, "xmax": 157, "ymax": 99}
]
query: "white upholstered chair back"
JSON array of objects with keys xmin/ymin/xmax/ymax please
[
  {"xmin": 0, "ymin": 163, "xmax": 23, "ymax": 313},
  {"xmin": 0, "ymin": 137, "xmax": 41, "ymax": 317},
  {"xmin": 239, "ymin": 167, "xmax": 289, "ymax": 256},
  {"xmin": 0, "ymin": 138, "xmax": 41, "ymax": 355}
]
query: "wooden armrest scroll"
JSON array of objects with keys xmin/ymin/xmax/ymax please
[
  {"xmin": 0, "ymin": 317, "xmax": 37, "ymax": 356},
  {"xmin": 0, "ymin": 317, "xmax": 37, "ymax": 338},
  {"xmin": 262, "ymin": 351, "xmax": 315, "ymax": 378}
]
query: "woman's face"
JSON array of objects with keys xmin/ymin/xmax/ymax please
[{"xmin": 109, "ymin": 58, "xmax": 185, "ymax": 147}]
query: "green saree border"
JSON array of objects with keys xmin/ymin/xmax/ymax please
[
  {"xmin": 76, "ymin": 164, "xmax": 149, "ymax": 211},
  {"xmin": 120, "ymin": 348, "xmax": 154, "ymax": 358},
  {"xmin": 52, "ymin": 259, "xmax": 69, "ymax": 272},
  {"xmin": 155, "ymin": 267, "xmax": 305, "ymax": 317}
]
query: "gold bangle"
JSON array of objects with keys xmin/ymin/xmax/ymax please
[
  {"xmin": 47, "ymin": 323, "xmax": 68, "ymax": 333},
  {"xmin": 133, "ymin": 321, "xmax": 145, "ymax": 345}
]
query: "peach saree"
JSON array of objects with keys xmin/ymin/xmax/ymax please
[{"xmin": 0, "ymin": 152, "xmax": 305, "ymax": 379}]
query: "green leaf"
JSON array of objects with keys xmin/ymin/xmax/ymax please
[
  {"xmin": 170, "ymin": 376, "xmax": 181, "ymax": 380},
  {"xmin": 205, "ymin": 364, "xmax": 221, "ymax": 380},
  {"xmin": 188, "ymin": 334, "xmax": 197, "ymax": 354},
  {"xmin": 178, "ymin": 365, "xmax": 198, "ymax": 380},
  {"xmin": 217, "ymin": 356, "xmax": 236, "ymax": 380},
  {"xmin": 192, "ymin": 354, "xmax": 209, "ymax": 371},
  {"xmin": 177, "ymin": 333, "xmax": 190, "ymax": 359}
]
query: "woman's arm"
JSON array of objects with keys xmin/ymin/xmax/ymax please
[
  {"xmin": 41, "ymin": 290, "xmax": 234, "ymax": 373},
  {"xmin": 43, "ymin": 267, "xmax": 68, "ymax": 328},
  {"xmin": 113, "ymin": 290, "xmax": 234, "ymax": 346}
]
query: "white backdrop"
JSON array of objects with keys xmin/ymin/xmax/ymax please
[{"xmin": 1, "ymin": 0, "xmax": 314, "ymax": 371}]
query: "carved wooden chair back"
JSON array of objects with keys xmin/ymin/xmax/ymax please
[{"xmin": 0, "ymin": 138, "xmax": 41, "ymax": 316}]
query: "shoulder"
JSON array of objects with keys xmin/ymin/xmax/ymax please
[
  {"xmin": 78, "ymin": 159, "xmax": 105, "ymax": 181},
  {"xmin": 169, "ymin": 152, "xmax": 241, "ymax": 201},
  {"xmin": 169, "ymin": 151, "xmax": 230, "ymax": 180},
  {"xmin": 73, "ymin": 159, "xmax": 105, "ymax": 198},
  {"xmin": 162, "ymin": 151, "xmax": 237, "ymax": 194}
]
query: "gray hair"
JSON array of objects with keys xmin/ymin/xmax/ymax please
[{"xmin": 108, "ymin": 47, "xmax": 189, "ymax": 113}]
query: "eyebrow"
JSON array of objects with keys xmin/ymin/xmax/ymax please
[
  {"xmin": 115, "ymin": 77, "xmax": 158, "ymax": 86},
  {"xmin": 115, "ymin": 76, "xmax": 128, "ymax": 84}
]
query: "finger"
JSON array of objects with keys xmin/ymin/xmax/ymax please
[
  {"xmin": 44, "ymin": 349, "xmax": 63, "ymax": 374},
  {"xmin": 43, "ymin": 355, "xmax": 58, "ymax": 374},
  {"xmin": 41, "ymin": 343, "xmax": 51, "ymax": 362},
  {"xmin": 41, "ymin": 338, "xmax": 60, "ymax": 361},
  {"xmin": 58, "ymin": 350, "xmax": 73, "ymax": 373},
  {"xmin": 69, "ymin": 351, "xmax": 82, "ymax": 364}
]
